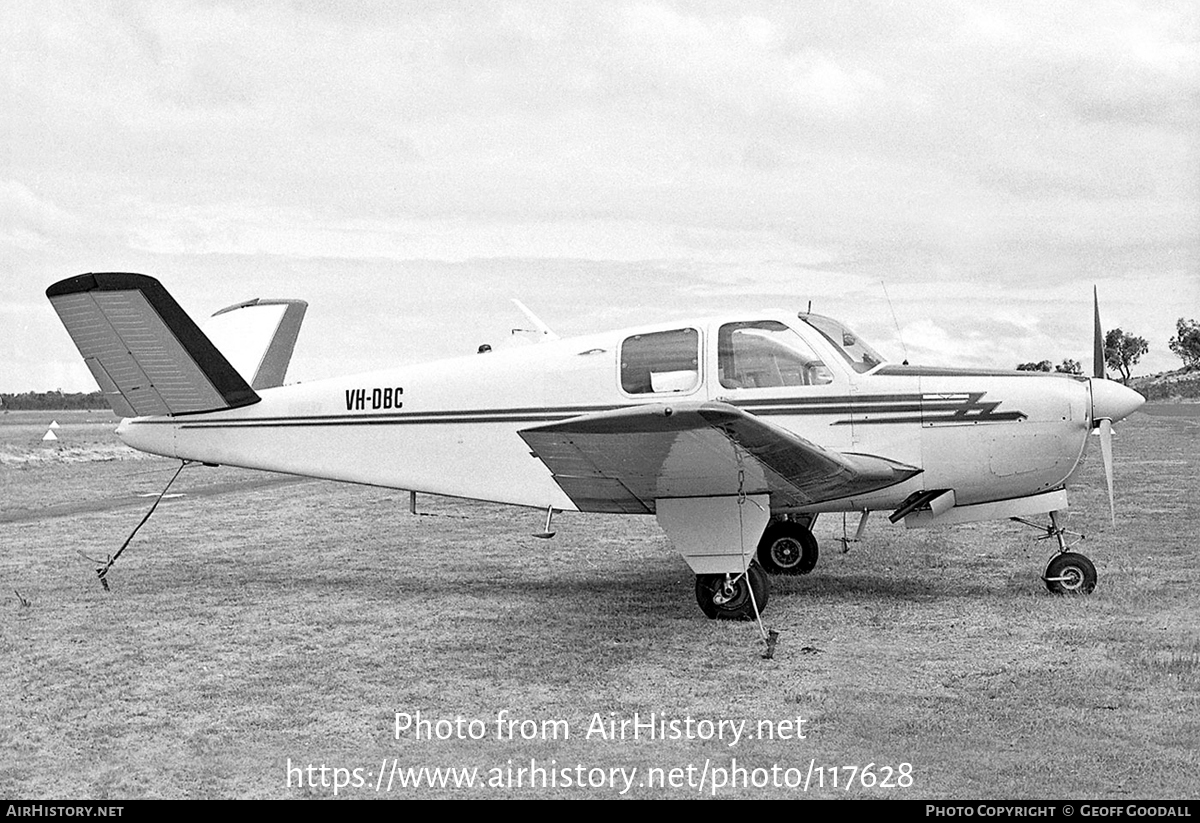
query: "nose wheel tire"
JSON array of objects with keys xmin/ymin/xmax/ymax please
[
  {"xmin": 1044, "ymin": 552, "xmax": 1097, "ymax": 595},
  {"xmin": 757, "ymin": 521, "xmax": 819, "ymax": 575},
  {"xmin": 695, "ymin": 563, "xmax": 769, "ymax": 620}
]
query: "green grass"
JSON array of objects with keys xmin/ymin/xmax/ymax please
[{"xmin": 1, "ymin": 411, "xmax": 1197, "ymax": 799}]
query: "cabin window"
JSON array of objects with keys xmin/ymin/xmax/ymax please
[
  {"xmin": 717, "ymin": 321, "xmax": 834, "ymax": 389},
  {"xmin": 621, "ymin": 328, "xmax": 700, "ymax": 394}
]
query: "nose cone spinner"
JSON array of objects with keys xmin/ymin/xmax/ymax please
[{"xmin": 1090, "ymin": 378, "xmax": 1145, "ymax": 424}]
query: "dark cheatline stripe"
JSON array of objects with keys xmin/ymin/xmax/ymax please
[
  {"xmin": 830, "ymin": 412, "xmax": 1026, "ymax": 426},
  {"xmin": 126, "ymin": 390, "xmax": 1024, "ymax": 430},
  {"xmin": 180, "ymin": 414, "xmax": 590, "ymax": 429},
  {"xmin": 170, "ymin": 404, "xmax": 616, "ymax": 428}
]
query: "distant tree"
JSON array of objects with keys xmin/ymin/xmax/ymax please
[
  {"xmin": 1104, "ymin": 329, "xmax": 1148, "ymax": 384},
  {"xmin": 1169, "ymin": 318, "xmax": 1200, "ymax": 370},
  {"xmin": 1016, "ymin": 360, "xmax": 1052, "ymax": 372},
  {"xmin": 1055, "ymin": 358, "xmax": 1082, "ymax": 375}
]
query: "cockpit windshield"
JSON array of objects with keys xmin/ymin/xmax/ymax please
[{"xmin": 798, "ymin": 313, "xmax": 886, "ymax": 374}]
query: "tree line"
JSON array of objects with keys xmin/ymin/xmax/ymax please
[
  {"xmin": 1018, "ymin": 317, "xmax": 1200, "ymax": 383},
  {"xmin": 1, "ymin": 390, "xmax": 107, "ymax": 411}
]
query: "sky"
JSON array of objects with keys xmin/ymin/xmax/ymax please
[{"xmin": 3, "ymin": 0, "xmax": 1198, "ymax": 392}]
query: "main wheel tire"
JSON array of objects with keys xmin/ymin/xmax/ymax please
[
  {"xmin": 1044, "ymin": 552, "xmax": 1097, "ymax": 595},
  {"xmin": 757, "ymin": 522, "xmax": 819, "ymax": 575},
  {"xmin": 695, "ymin": 563, "xmax": 769, "ymax": 620}
]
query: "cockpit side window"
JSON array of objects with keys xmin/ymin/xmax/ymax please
[
  {"xmin": 620, "ymin": 328, "xmax": 700, "ymax": 394},
  {"xmin": 717, "ymin": 321, "xmax": 833, "ymax": 389}
]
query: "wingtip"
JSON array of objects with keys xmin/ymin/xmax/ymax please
[{"xmin": 47, "ymin": 272, "xmax": 167, "ymax": 299}]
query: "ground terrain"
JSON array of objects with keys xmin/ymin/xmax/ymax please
[{"xmin": 1, "ymin": 407, "xmax": 1197, "ymax": 799}]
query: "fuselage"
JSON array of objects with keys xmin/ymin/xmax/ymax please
[{"xmin": 115, "ymin": 309, "xmax": 1137, "ymax": 516}]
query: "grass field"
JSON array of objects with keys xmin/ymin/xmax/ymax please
[{"xmin": 2, "ymin": 408, "xmax": 1197, "ymax": 799}]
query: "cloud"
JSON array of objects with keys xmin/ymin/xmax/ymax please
[
  {"xmin": 2, "ymin": 1, "xmax": 1196, "ymax": 390},
  {"xmin": 0, "ymin": 181, "xmax": 79, "ymax": 250},
  {"xmin": 965, "ymin": 1, "xmax": 1200, "ymax": 130},
  {"xmin": 114, "ymin": 196, "xmax": 848, "ymax": 266}
]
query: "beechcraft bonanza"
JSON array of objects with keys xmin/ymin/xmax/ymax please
[{"xmin": 48, "ymin": 273, "xmax": 1144, "ymax": 620}]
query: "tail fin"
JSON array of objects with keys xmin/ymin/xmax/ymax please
[
  {"xmin": 46, "ymin": 273, "xmax": 260, "ymax": 417},
  {"xmin": 203, "ymin": 298, "xmax": 307, "ymax": 390}
]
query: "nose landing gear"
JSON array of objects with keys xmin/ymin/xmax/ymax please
[
  {"xmin": 1044, "ymin": 552, "xmax": 1098, "ymax": 594},
  {"xmin": 1013, "ymin": 511, "xmax": 1098, "ymax": 595}
]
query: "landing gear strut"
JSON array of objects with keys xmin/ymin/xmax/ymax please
[
  {"xmin": 1013, "ymin": 511, "xmax": 1098, "ymax": 595},
  {"xmin": 695, "ymin": 563, "xmax": 769, "ymax": 620},
  {"xmin": 756, "ymin": 515, "xmax": 818, "ymax": 575}
]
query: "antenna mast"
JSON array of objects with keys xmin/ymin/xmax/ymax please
[{"xmin": 880, "ymin": 280, "xmax": 910, "ymax": 365}]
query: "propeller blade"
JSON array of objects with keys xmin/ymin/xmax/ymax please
[
  {"xmin": 1093, "ymin": 286, "xmax": 1105, "ymax": 380},
  {"xmin": 1098, "ymin": 417, "xmax": 1115, "ymax": 525}
]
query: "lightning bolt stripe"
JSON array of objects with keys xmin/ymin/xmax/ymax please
[{"xmin": 156, "ymin": 392, "xmax": 1024, "ymax": 429}]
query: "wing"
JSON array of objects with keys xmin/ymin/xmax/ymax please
[{"xmin": 518, "ymin": 401, "xmax": 921, "ymax": 513}]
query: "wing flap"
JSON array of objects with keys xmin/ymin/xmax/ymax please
[{"xmin": 520, "ymin": 401, "xmax": 920, "ymax": 513}]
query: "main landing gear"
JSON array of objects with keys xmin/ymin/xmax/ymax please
[
  {"xmin": 691, "ymin": 515, "xmax": 818, "ymax": 619},
  {"xmin": 695, "ymin": 562, "xmax": 769, "ymax": 620},
  {"xmin": 1013, "ymin": 511, "xmax": 1098, "ymax": 595},
  {"xmin": 756, "ymin": 515, "xmax": 819, "ymax": 575}
]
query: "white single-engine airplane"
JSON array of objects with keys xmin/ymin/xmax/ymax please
[{"xmin": 47, "ymin": 273, "xmax": 1144, "ymax": 619}]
